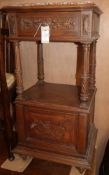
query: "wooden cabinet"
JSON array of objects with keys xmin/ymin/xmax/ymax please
[{"xmin": 1, "ymin": 2, "xmax": 102, "ymax": 170}]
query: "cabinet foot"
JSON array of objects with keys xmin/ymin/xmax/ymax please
[
  {"xmin": 7, "ymin": 143, "xmax": 15, "ymax": 161},
  {"xmin": 8, "ymin": 152, "xmax": 15, "ymax": 161}
]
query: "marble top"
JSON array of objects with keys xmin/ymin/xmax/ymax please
[{"xmin": 0, "ymin": 0, "xmax": 94, "ymax": 8}]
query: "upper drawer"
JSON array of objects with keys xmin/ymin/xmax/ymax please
[
  {"xmin": 7, "ymin": 10, "xmax": 100, "ymax": 41},
  {"xmin": 8, "ymin": 12, "xmax": 80, "ymax": 41}
]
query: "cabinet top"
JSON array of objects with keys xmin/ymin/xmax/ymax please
[
  {"xmin": 1, "ymin": 1, "xmax": 102, "ymax": 14},
  {"xmin": 1, "ymin": 1, "xmax": 102, "ymax": 42}
]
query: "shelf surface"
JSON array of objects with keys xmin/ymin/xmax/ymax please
[
  {"xmin": 16, "ymin": 82, "xmax": 94, "ymax": 112},
  {"xmin": 22, "ymin": 82, "xmax": 80, "ymax": 106}
]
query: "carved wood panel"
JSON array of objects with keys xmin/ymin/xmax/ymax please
[
  {"xmin": 24, "ymin": 107, "xmax": 77, "ymax": 146},
  {"xmin": 7, "ymin": 11, "xmax": 100, "ymax": 41},
  {"xmin": 8, "ymin": 12, "xmax": 81, "ymax": 40}
]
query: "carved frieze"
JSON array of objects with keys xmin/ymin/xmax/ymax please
[
  {"xmin": 7, "ymin": 12, "xmax": 100, "ymax": 40},
  {"xmin": 20, "ymin": 16, "xmax": 78, "ymax": 30},
  {"xmin": 18, "ymin": 14, "xmax": 80, "ymax": 37}
]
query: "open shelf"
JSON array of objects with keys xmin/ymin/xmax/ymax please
[
  {"xmin": 23, "ymin": 82, "xmax": 80, "ymax": 105},
  {"xmin": 16, "ymin": 81, "xmax": 90, "ymax": 111},
  {"xmin": 16, "ymin": 82, "xmax": 94, "ymax": 112}
]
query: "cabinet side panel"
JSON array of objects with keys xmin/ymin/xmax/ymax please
[
  {"xmin": 76, "ymin": 113, "xmax": 88, "ymax": 154},
  {"xmin": 16, "ymin": 104, "xmax": 26, "ymax": 142}
]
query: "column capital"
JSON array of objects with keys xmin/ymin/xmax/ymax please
[{"xmin": 13, "ymin": 40, "xmax": 21, "ymax": 46}]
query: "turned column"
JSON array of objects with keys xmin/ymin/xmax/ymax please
[
  {"xmin": 37, "ymin": 42, "xmax": 44, "ymax": 82},
  {"xmin": 14, "ymin": 41, "xmax": 23, "ymax": 97},
  {"xmin": 76, "ymin": 43, "xmax": 83, "ymax": 86},
  {"xmin": 80, "ymin": 43, "xmax": 90, "ymax": 106},
  {"xmin": 89, "ymin": 40, "xmax": 97, "ymax": 91}
]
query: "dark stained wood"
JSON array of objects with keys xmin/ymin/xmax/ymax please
[
  {"xmin": 0, "ymin": 29, "xmax": 14, "ymax": 160},
  {"xmin": 0, "ymin": 2, "xmax": 102, "ymax": 172},
  {"xmin": 6, "ymin": 42, "xmax": 15, "ymax": 74}
]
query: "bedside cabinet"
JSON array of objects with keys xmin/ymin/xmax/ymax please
[{"xmin": 1, "ymin": 2, "xmax": 102, "ymax": 171}]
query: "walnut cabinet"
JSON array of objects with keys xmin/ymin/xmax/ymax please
[{"xmin": 1, "ymin": 2, "xmax": 102, "ymax": 170}]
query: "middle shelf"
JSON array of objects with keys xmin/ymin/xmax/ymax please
[{"xmin": 16, "ymin": 81, "xmax": 95, "ymax": 112}]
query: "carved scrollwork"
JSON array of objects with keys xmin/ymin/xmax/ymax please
[{"xmin": 19, "ymin": 15, "xmax": 79, "ymax": 34}]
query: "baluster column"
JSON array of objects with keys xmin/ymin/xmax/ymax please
[
  {"xmin": 37, "ymin": 42, "xmax": 44, "ymax": 83},
  {"xmin": 14, "ymin": 41, "xmax": 23, "ymax": 97},
  {"xmin": 76, "ymin": 43, "xmax": 83, "ymax": 86},
  {"xmin": 80, "ymin": 43, "xmax": 90, "ymax": 106}
]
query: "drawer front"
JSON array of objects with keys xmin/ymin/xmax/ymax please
[
  {"xmin": 8, "ymin": 12, "xmax": 81, "ymax": 41},
  {"xmin": 23, "ymin": 106, "xmax": 78, "ymax": 155}
]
